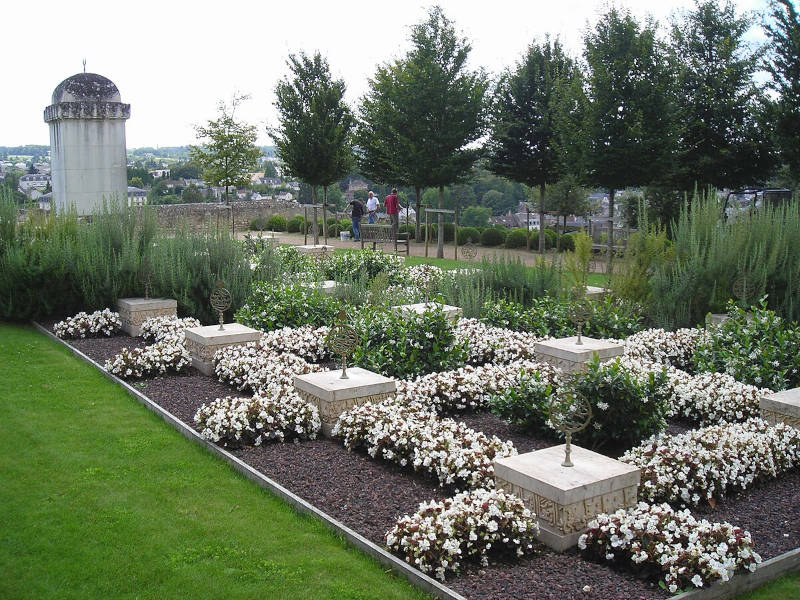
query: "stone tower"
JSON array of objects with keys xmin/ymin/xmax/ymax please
[{"xmin": 44, "ymin": 73, "xmax": 130, "ymax": 215}]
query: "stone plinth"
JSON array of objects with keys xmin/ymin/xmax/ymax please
[
  {"xmin": 184, "ymin": 323, "xmax": 262, "ymax": 376},
  {"xmin": 494, "ymin": 445, "xmax": 640, "ymax": 551},
  {"xmin": 294, "ymin": 367, "xmax": 396, "ymax": 436},
  {"xmin": 760, "ymin": 388, "xmax": 800, "ymax": 430},
  {"xmin": 534, "ymin": 336, "xmax": 624, "ymax": 373},
  {"xmin": 302, "ymin": 280, "xmax": 340, "ymax": 295},
  {"xmin": 297, "ymin": 244, "xmax": 335, "ymax": 259},
  {"xmin": 391, "ymin": 302, "xmax": 463, "ymax": 322},
  {"xmin": 117, "ymin": 298, "xmax": 177, "ymax": 336},
  {"xmin": 586, "ymin": 286, "xmax": 609, "ymax": 300}
]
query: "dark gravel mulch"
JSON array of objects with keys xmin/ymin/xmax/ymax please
[{"xmin": 49, "ymin": 331, "xmax": 800, "ymax": 599}]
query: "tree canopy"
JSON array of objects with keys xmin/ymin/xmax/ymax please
[{"xmin": 190, "ymin": 95, "xmax": 261, "ymax": 203}]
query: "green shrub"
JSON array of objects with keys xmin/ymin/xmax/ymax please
[
  {"xmin": 399, "ymin": 224, "xmax": 416, "ymax": 239},
  {"xmin": 266, "ymin": 215, "xmax": 287, "ymax": 231},
  {"xmin": 235, "ymin": 282, "xmax": 342, "ymax": 332},
  {"xmin": 352, "ymin": 307, "xmax": 468, "ymax": 379},
  {"xmin": 528, "ymin": 229, "xmax": 557, "ymax": 250},
  {"xmin": 250, "ymin": 217, "xmax": 270, "ymax": 231},
  {"xmin": 558, "ymin": 232, "xmax": 576, "ymax": 252},
  {"xmin": 481, "ymin": 296, "xmax": 644, "ymax": 339},
  {"xmin": 322, "ymin": 249, "xmax": 405, "ymax": 283},
  {"xmin": 287, "ymin": 215, "xmax": 305, "ymax": 233},
  {"xmin": 694, "ymin": 299, "xmax": 800, "ymax": 391},
  {"xmin": 491, "ymin": 358, "xmax": 669, "ymax": 453},
  {"xmin": 457, "ymin": 227, "xmax": 480, "ymax": 245},
  {"xmin": 479, "ymin": 256, "xmax": 561, "ymax": 304},
  {"xmin": 438, "ymin": 269, "xmax": 493, "ymax": 319},
  {"xmin": 480, "ymin": 228, "xmax": 505, "ymax": 247},
  {"xmin": 339, "ymin": 219, "xmax": 353, "ymax": 234},
  {"xmin": 504, "ymin": 228, "xmax": 529, "ymax": 249},
  {"xmin": 648, "ymin": 191, "xmax": 800, "ymax": 327}
]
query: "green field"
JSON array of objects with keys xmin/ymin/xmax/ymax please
[{"xmin": 0, "ymin": 323, "xmax": 428, "ymax": 600}]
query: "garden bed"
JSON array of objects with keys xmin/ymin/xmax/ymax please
[{"xmin": 49, "ymin": 325, "xmax": 800, "ymax": 600}]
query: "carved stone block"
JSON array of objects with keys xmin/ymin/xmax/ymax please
[
  {"xmin": 184, "ymin": 323, "xmax": 262, "ymax": 376},
  {"xmin": 117, "ymin": 298, "xmax": 178, "ymax": 336},
  {"xmin": 296, "ymin": 244, "xmax": 335, "ymax": 260},
  {"xmin": 494, "ymin": 444, "xmax": 640, "ymax": 551},
  {"xmin": 534, "ymin": 336, "xmax": 624, "ymax": 374},
  {"xmin": 294, "ymin": 368, "xmax": 396, "ymax": 436},
  {"xmin": 760, "ymin": 388, "xmax": 800, "ymax": 430},
  {"xmin": 391, "ymin": 302, "xmax": 463, "ymax": 322}
]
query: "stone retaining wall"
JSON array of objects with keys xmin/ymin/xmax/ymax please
[{"xmin": 146, "ymin": 200, "xmax": 304, "ymax": 232}]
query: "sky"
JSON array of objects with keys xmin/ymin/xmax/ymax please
[{"xmin": 2, "ymin": 0, "xmax": 770, "ymax": 149}]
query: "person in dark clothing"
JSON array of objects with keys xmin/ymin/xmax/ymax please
[{"xmin": 349, "ymin": 198, "xmax": 365, "ymax": 241}]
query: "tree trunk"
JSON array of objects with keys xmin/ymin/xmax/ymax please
[
  {"xmin": 437, "ymin": 185, "xmax": 444, "ymax": 259},
  {"xmin": 607, "ymin": 188, "xmax": 615, "ymax": 273},
  {"xmin": 311, "ymin": 186, "xmax": 319, "ymax": 244},
  {"xmin": 539, "ymin": 183, "xmax": 546, "ymax": 254},
  {"xmin": 415, "ymin": 187, "xmax": 422, "ymax": 243},
  {"xmin": 322, "ymin": 186, "xmax": 328, "ymax": 242}
]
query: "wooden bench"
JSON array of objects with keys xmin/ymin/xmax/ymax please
[{"xmin": 360, "ymin": 224, "xmax": 409, "ymax": 255}]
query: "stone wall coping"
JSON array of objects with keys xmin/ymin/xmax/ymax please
[
  {"xmin": 185, "ymin": 323, "xmax": 262, "ymax": 345},
  {"xmin": 294, "ymin": 368, "xmax": 396, "ymax": 402},
  {"xmin": 117, "ymin": 298, "xmax": 178, "ymax": 311},
  {"xmin": 760, "ymin": 388, "xmax": 800, "ymax": 418},
  {"xmin": 494, "ymin": 445, "xmax": 640, "ymax": 506},
  {"xmin": 534, "ymin": 337, "xmax": 624, "ymax": 362}
]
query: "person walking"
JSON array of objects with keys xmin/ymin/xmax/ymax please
[
  {"xmin": 384, "ymin": 188, "xmax": 401, "ymax": 237},
  {"xmin": 348, "ymin": 197, "xmax": 365, "ymax": 241},
  {"xmin": 366, "ymin": 191, "xmax": 379, "ymax": 224}
]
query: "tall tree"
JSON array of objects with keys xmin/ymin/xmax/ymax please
[
  {"xmin": 581, "ymin": 7, "xmax": 675, "ymax": 269},
  {"xmin": 271, "ymin": 52, "xmax": 354, "ymax": 239},
  {"xmin": 400, "ymin": 6, "xmax": 489, "ymax": 257},
  {"xmin": 670, "ymin": 0, "xmax": 773, "ymax": 191},
  {"xmin": 190, "ymin": 94, "xmax": 261, "ymax": 205},
  {"xmin": 486, "ymin": 37, "xmax": 575, "ymax": 253},
  {"xmin": 764, "ymin": 0, "xmax": 800, "ymax": 182}
]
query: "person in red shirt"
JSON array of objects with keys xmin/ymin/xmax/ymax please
[{"xmin": 384, "ymin": 188, "xmax": 401, "ymax": 237}]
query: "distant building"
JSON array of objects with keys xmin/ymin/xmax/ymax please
[
  {"xmin": 18, "ymin": 174, "xmax": 51, "ymax": 194},
  {"xmin": 127, "ymin": 186, "xmax": 147, "ymax": 207},
  {"xmin": 149, "ymin": 169, "xmax": 170, "ymax": 179}
]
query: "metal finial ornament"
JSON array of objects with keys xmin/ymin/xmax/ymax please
[
  {"xmin": 569, "ymin": 301, "xmax": 592, "ymax": 345},
  {"xmin": 325, "ymin": 310, "xmax": 359, "ymax": 379},
  {"xmin": 460, "ymin": 241, "xmax": 477, "ymax": 261},
  {"xmin": 210, "ymin": 282, "xmax": 232, "ymax": 331},
  {"xmin": 140, "ymin": 257, "xmax": 152, "ymax": 300},
  {"xmin": 548, "ymin": 390, "xmax": 593, "ymax": 467},
  {"xmin": 732, "ymin": 273, "xmax": 755, "ymax": 307}
]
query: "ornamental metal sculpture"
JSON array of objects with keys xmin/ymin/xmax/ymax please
[
  {"xmin": 326, "ymin": 310, "xmax": 359, "ymax": 379},
  {"xmin": 139, "ymin": 257, "xmax": 152, "ymax": 300},
  {"xmin": 460, "ymin": 241, "xmax": 477, "ymax": 261},
  {"xmin": 548, "ymin": 390, "xmax": 593, "ymax": 467},
  {"xmin": 569, "ymin": 301, "xmax": 593, "ymax": 345},
  {"xmin": 732, "ymin": 273, "xmax": 756, "ymax": 308},
  {"xmin": 210, "ymin": 282, "xmax": 232, "ymax": 331}
]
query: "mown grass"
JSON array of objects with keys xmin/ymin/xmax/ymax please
[
  {"xmin": 0, "ymin": 323, "xmax": 429, "ymax": 600},
  {"xmin": 735, "ymin": 573, "xmax": 800, "ymax": 599}
]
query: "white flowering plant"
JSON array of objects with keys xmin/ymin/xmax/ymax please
[
  {"xmin": 695, "ymin": 299, "xmax": 800, "ymax": 391},
  {"xmin": 140, "ymin": 316, "xmax": 201, "ymax": 342},
  {"xmin": 259, "ymin": 324, "xmax": 331, "ymax": 363},
  {"xmin": 194, "ymin": 385, "xmax": 321, "ymax": 447},
  {"xmin": 385, "ymin": 488, "xmax": 539, "ymax": 580},
  {"xmin": 104, "ymin": 336, "xmax": 191, "ymax": 378},
  {"xmin": 54, "ymin": 308, "xmax": 122, "ymax": 339},
  {"xmin": 322, "ymin": 248, "xmax": 405, "ymax": 283},
  {"xmin": 624, "ymin": 328, "xmax": 704, "ymax": 371},
  {"xmin": 333, "ymin": 399, "xmax": 516, "ymax": 489},
  {"xmin": 621, "ymin": 418, "xmax": 800, "ymax": 506},
  {"xmin": 396, "ymin": 359, "xmax": 558, "ymax": 415},
  {"xmin": 214, "ymin": 343, "xmax": 321, "ymax": 393},
  {"xmin": 578, "ymin": 502, "xmax": 760, "ymax": 594},
  {"xmin": 454, "ymin": 318, "xmax": 540, "ymax": 366}
]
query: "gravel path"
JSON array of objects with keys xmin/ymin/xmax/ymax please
[{"xmin": 48, "ymin": 329, "xmax": 800, "ymax": 599}]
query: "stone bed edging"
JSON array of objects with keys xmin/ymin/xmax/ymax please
[{"xmin": 32, "ymin": 322, "xmax": 466, "ymax": 600}]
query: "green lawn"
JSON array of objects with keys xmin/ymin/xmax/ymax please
[
  {"xmin": 735, "ymin": 573, "xmax": 800, "ymax": 599},
  {"xmin": 0, "ymin": 323, "xmax": 429, "ymax": 600}
]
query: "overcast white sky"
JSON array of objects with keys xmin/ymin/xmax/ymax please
[{"xmin": 2, "ymin": 0, "xmax": 769, "ymax": 149}]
